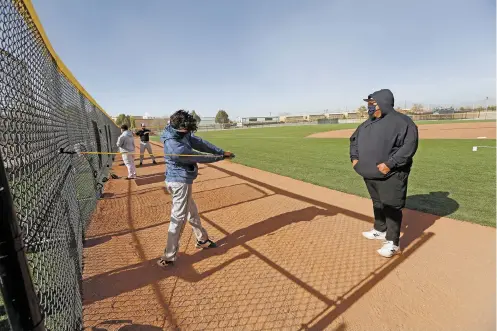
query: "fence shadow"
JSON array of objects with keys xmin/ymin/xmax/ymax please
[
  {"xmin": 303, "ymin": 232, "xmax": 433, "ymax": 331},
  {"xmin": 118, "ymin": 326, "xmax": 163, "ymax": 331},
  {"xmin": 207, "ymin": 165, "xmax": 441, "ymax": 330},
  {"xmin": 102, "ymin": 187, "xmax": 164, "ymax": 200},
  {"xmin": 136, "ymin": 162, "xmax": 163, "ymax": 169},
  {"xmin": 91, "ymin": 320, "xmax": 163, "ymax": 330},
  {"xmin": 84, "ymin": 162, "xmax": 446, "ymax": 330},
  {"xmin": 83, "ymin": 206, "xmax": 335, "ymax": 305},
  {"xmin": 101, "ymin": 192, "xmax": 114, "ymax": 199},
  {"xmin": 83, "ymin": 235, "xmax": 112, "ymax": 248},
  {"xmin": 134, "ymin": 174, "xmax": 165, "ymax": 186},
  {"xmin": 208, "ymin": 164, "xmax": 444, "ymax": 250}
]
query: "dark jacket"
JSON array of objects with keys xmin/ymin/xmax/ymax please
[
  {"xmin": 349, "ymin": 89, "xmax": 419, "ymax": 180},
  {"xmin": 160, "ymin": 125, "xmax": 225, "ymax": 184},
  {"xmin": 136, "ymin": 128, "xmax": 151, "ymax": 142}
]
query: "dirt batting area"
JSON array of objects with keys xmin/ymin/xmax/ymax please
[
  {"xmin": 83, "ymin": 139, "xmax": 495, "ymax": 331},
  {"xmin": 308, "ymin": 121, "xmax": 496, "ymax": 139}
]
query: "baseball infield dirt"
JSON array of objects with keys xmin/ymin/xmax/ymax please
[
  {"xmin": 308, "ymin": 121, "xmax": 496, "ymax": 139},
  {"xmin": 82, "ymin": 139, "xmax": 495, "ymax": 331}
]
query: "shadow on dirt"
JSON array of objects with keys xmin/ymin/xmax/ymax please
[
  {"xmin": 83, "ymin": 206, "xmax": 334, "ymax": 305},
  {"xmin": 83, "ymin": 235, "xmax": 112, "ymax": 248},
  {"xmin": 134, "ymin": 174, "xmax": 165, "ymax": 186},
  {"xmin": 84, "ymin": 162, "xmax": 455, "ymax": 330},
  {"xmin": 402, "ymin": 191, "xmax": 459, "ymax": 247},
  {"xmin": 91, "ymin": 319, "xmax": 164, "ymax": 330}
]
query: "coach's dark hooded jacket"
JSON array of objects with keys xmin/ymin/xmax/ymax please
[{"xmin": 349, "ymin": 89, "xmax": 419, "ymax": 180}]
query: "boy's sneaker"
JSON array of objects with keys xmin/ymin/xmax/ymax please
[
  {"xmin": 125, "ymin": 176, "xmax": 136, "ymax": 180},
  {"xmin": 377, "ymin": 241, "xmax": 400, "ymax": 258},
  {"xmin": 156, "ymin": 257, "xmax": 174, "ymax": 268},
  {"xmin": 138, "ymin": 162, "xmax": 143, "ymax": 167},
  {"xmin": 196, "ymin": 239, "xmax": 217, "ymax": 249},
  {"xmin": 362, "ymin": 229, "xmax": 386, "ymax": 240}
]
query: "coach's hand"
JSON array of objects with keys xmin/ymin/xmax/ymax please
[
  {"xmin": 377, "ymin": 163, "xmax": 390, "ymax": 174},
  {"xmin": 352, "ymin": 159, "xmax": 358, "ymax": 167}
]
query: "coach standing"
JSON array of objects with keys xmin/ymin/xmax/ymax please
[
  {"xmin": 136, "ymin": 123, "xmax": 157, "ymax": 167},
  {"xmin": 349, "ymin": 89, "xmax": 419, "ymax": 258}
]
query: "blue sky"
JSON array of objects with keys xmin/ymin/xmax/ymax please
[{"xmin": 32, "ymin": 0, "xmax": 496, "ymax": 119}]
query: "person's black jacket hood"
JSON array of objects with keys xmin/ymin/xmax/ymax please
[
  {"xmin": 349, "ymin": 89, "xmax": 419, "ymax": 179},
  {"xmin": 372, "ymin": 88, "xmax": 395, "ymax": 116}
]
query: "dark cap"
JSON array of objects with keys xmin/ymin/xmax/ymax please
[{"xmin": 363, "ymin": 94, "xmax": 374, "ymax": 102}]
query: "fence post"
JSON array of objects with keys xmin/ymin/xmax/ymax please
[{"xmin": 0, "ymin": 150, "xmax": 45, "ymax": 331}]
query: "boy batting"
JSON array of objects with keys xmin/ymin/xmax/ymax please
[{"xmin": 157, "ymin": 110, "xmax": 234, "ymax": 268}]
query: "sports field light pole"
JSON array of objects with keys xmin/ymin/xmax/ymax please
[
  {"xmin": 0, "ymin": 151, "xmax": 45, "ymax": 331},
  {"xmin": 485, "ymin": 97, "xmax": 488, "ymax": 120}
]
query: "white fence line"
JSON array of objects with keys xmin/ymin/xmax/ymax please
[{"xmin": 195, "ymin": 113, "xmax": 495, "ymax": 132}]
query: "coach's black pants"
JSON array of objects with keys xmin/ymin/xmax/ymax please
[{"xmin": 364, "ymin": 172, "xmax": 409, "ymax": 246}]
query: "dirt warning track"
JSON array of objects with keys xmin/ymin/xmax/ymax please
[
  {"xmin": 82, "ymin": 139, "xmax": 495, "ymax": 331},
  {"xmin": 308, "ymin": 121, "xmax": 496, "ymax": 139}
]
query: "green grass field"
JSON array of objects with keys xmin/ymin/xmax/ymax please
[{"xmin": 151, "ymin": 121, "xmax": 496, "ymax": 226}]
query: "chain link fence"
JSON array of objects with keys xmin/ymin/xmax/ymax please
[{"xmin": 0, "ymin": 1, "xmax": 120, "ymax": 330}]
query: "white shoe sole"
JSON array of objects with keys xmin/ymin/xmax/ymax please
[
  {"xmin": 377, "ymin": 248, "xmax": 400, "ymax": 258},
  {"xmin": 362, "ymin": 232, "xmax": 386, "ymax": 240}
]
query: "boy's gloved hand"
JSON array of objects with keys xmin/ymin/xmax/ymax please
[{"xmin": 223, "ymin": 151, "xmax": 235, "ymax": 159}]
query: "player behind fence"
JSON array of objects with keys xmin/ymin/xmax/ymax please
[
  {"xmin": 135, "ymin": 123, "xmax": 157, "ymax": 166},
  {"xmin": 116, "ymin": 124, "xmax": 137, "ymax": 180},
  {"xmin": 156, "ymin": 110, "xmax": 234, "ymax": 268}
]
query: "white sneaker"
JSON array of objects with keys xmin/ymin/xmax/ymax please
[
  {"xmin": 377, "ymin": 241, "xmax": 400, "ymax": 258},
  {"xmin": 362, "ymin": 229, "xmax": 386, "ymax": 240}
]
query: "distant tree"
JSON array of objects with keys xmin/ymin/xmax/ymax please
[
  {"xmin": 459, "ymin": 106, "xmax": 466, "ymax": 111},
  {"xmin": 411, "ymin": 104, "xmax": 424, "ymax": 113},
  {"xmin": 357, "ymin": 105, "xmax": 367, "ymax": 118},
  {"xmin": 215, "ymin": 110, "xmax": 230, "ymax": 124},
  {"xmin": 124, "ymin": 115, "xmax": 132, "ymax": 128},
  {"xmin": 115, "ymin": 113, "xmax": 126, "ymax": 126},
  {"xmin": 115, "ymin": 114, "xmax": 136, "ymax": 128},
  {"xmin": 191, "ymin": 110, "xmax": 201, "ymax": 124},
  {"xmin": 488, "ymin": 105, "xmax": 496, "ymax": 111}
]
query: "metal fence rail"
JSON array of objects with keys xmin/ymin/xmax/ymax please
[{"xmin": 0, "ymin": 1, "xmax": 120, "ymax": 330}]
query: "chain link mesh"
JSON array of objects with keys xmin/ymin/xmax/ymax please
[{"xmin": 0, "ymin": 1, "xmax": 120, "ymax": 330}]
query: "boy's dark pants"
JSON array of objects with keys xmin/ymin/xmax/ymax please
[{"xmin": 364, "ymin": 172, "xmax": 409, "ymax": 246}]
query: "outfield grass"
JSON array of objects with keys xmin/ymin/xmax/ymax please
[{"xmin": 151, "ymin": 121, "xmax": 496, "ymax": 226}]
